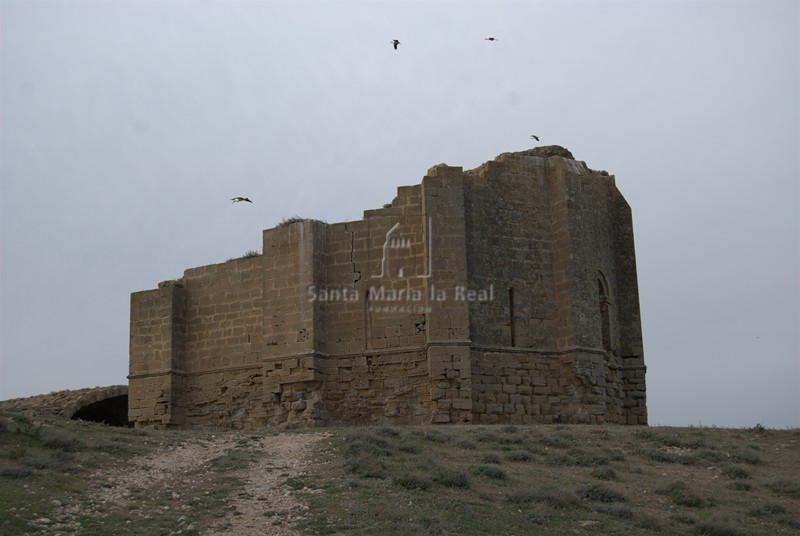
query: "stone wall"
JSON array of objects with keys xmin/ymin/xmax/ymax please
[{"xmin": 129, "ymin": 147, "xmax": 647, "ymax": 429}]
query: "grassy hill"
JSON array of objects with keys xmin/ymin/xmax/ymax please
[{"xmin": 1, "ymin": 410, "xmax": 798, "ymax": 535}]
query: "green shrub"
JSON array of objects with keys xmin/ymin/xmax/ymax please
[
  {"xmin": 635, "ymin": 516, "xmax": 664, "ymax": 531},
  {"xmin": 595, "ymin": 504, "xmax": 634, "ymax": 519},
  {"xmin": 655, "ymin": 481, "xmax": 709, "ymax": 508},
  {"xmin": 505, "ymin": 450, "xmax": 533, "ymax": 462},
  {"xmin": 721, "ymin": 465, "xmax": 750, "ymax": 479},
  {"xmin": 537, "ymin": 435, "xmax": 571, "ymax": 449},
  {"xmin": 476, "ymin": 431, "xmax": 523, "ymax": 446},
  {"xmin": 685, "ymin": 437, "xmax": 714, "ymax": 449},
  {"xmin": 345, "ymin": 454, "xmax": 387, "ymax": 479},
  {"xmin": 376, "ymin": 427, "xmax": 400, "ymax": 438},
  {"xmin": 695, "ymin": 518, "xmax": 749, "ymax": 536},
  {"xmin": 432, "ymin": 466, "xmax": 469, "ymax": 489},
  {"xmin": 696, "ymin": 449, "xmax": 727, "ymax": 463},
  {"xmin": 749, "ymin": 503, "xmax": 786, "ymax": 517},
  {"xmin": 476, "ymin": 432, "xmax": 500, "ymax": 443},
  {"xmin": 228, "ymin": 250, "xmax": 262, "ymax": 261},
  {"xmin": 764, "ymin": 479, "xmax": 800, "ymax": 499},
  {"xmin": 158, "ymin": 278, "xmax": 185, "ymax": 288},
  {"xmin": 417, "ymin": 430, "xmax": 450, "ymax": 444},
  {"xmin": 345, "ymin": 431, "xmax": 393, "ymax": 457},
  {"xmin": 591, "ymin": 466, "xmax": 618, "ymax": 481},
  {"xmin": 546, "ymin": 449, "xmax": 609, "ymax": 467},
  {"xmin": 473, "ymin": 465, "xmax": 507, "ymax": 479},
  {"xmin": 278, "ymin": 216, "xmax": 306, "ymax": 227},
  {"xmin": 507, "ymin": 486, "xmax": 578, "ymax": 509},
  {"xmin": 397, "ymin": 439, "xmax": 420, "ymax": 453},
  {"xmin": 639, "ymin": 447, "xmax": 681, "ymax": 464},
  {"xmin": 568, "ymin": 448, "xmax": 610, "ymax": 467},
  {"xmin": 0, "ymin": 467, "xmax": 32, "ymax": 479},
  {"xmin": 730, "ymin": 450, "xmax": 761, "ymax": 465},
  {"xmin": 393, "ymin": 474, "xmax": 431, "ymax": 490},
  {"xmin": 544, "ymin": 452, "xmax": 573, "ymax": 466},
  {"xmin": 39, "ymin": 428, "xmax": 84, "ymax": 452},
  {"xmin": 582, "ymin": 484, "xmax": 628, "ymax": 503}
]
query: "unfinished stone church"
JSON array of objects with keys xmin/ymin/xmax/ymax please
[{"xmin": 129, "ymin": 146, "xmax": 647, "ymax": 429}]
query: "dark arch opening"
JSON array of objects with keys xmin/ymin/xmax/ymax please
[{"xmin": 71, "ymin": 395, "xmax": 132, "ymax": 427}]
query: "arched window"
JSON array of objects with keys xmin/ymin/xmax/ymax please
[{"xmin": 597, "ymin": 273, "xmax": 612, "ymax": 352}]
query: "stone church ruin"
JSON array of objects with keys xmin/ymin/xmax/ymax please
[{"xmin": 129, "ymin": 146, "xmax": 647, "ymax": 429}]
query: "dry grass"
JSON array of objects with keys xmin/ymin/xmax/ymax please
[
  {"xmin": 1, "ymin": 413, "xmax": 799, "ymax": 535},
  {"xmin": 299, "ymin": 424, "xmax": 800, "ymax": 535}
]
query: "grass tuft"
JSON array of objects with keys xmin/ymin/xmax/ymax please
[
  {"xmin": 638, "ymin": 447, "xmax": 681, "ymax": 464},
  {"xmin": 729, "ymin": 449, "xmax": 761, "ymax": 465},
  {"xmin": 39, "ymin": 427, "xmax": 84, "ymax": 452},
  {"xmin": 764, "ymin": 479, "xmax": 800, "ymax": 499},
  {"xmin": 376, "ymin": 427, "xmax": 400, "ymax": 438},
  {"xmin": 0, "ymin": 466, "xmax": 33, "ymax": 479},
  {"xmin": 507, "ymin": 486, "xmax": 578, "ymax": 509},
  {"xmin": 432, "ymin": 466, "xmax": 470, "ymax": 489},
  {"xmin": 393, "ymin": 474, "xmax": 432, "ymax": 491},
  {"xmin": 655, "ymin": 481, "xmax": 710, "ymax": 508},
  {"xmin": 505, "ymin": 450, "xmax": 533, "ymax": 462},
  {"xmin": 695, "ymin": 517, "xmax": 750, "ymax": 536},
  {"xmin": 590, "ymin": 466, "xmax": 618, "ymax": 481},
  {"xmin": 456, "ymin": 439, "xmax": 476, "ymax": 450},
  {"xmin": 397, "ymin": 438, "xmax": 420, "ymax": 453},
  {"xmin": 416, "ymin": 429, "xmax": 450, "ymax": 444},
  {"xmin": 345, "ymin": 454, "xmax": 387, "ymax": 479},
  {"xmin": 749, "ymin": 502, "xmax": 786, "ymax": 518},
  {"xmin": 582, "ymin": 483, "xmax": 628, "ymax": 503},
  {"xmin": 345, "ymin": 431, "xmax": 393, "ymax": 457},
  {"xmin": 721, "ymin": 465, "xmax": 750, "ymax": 479},
  {"xmin": 595, "ymin": 504, "xmax": 634, "ymax": 519},
  {"xmin": 473, "ymin": 465, "xmax": 507, "ymax": 479}
]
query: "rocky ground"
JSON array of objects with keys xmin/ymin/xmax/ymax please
[{"xmin": 1, "ymin": 412, "xmax": 331, "ymax": 535}]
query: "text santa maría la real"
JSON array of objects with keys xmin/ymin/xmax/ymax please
[{"xmin": 307, "ymin": 284, "xmax": 495, "ymax": 303}]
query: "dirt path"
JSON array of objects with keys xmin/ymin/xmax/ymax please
[
  {"xmin": 50, "ymin": 431, "xmax": 331, "ymax": 535},
  {"xmin": 204, "ymin": 433, "xmax": 331, "ymax": 536}
]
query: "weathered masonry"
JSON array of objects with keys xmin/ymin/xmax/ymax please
[{"xmin": 129, "ymin": 146, "xmax": 647, "ymax": 429}]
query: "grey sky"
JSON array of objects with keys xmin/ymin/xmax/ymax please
[{"xmin": 1, "ymin": 0, "xmax": 797, "ymax": 428}]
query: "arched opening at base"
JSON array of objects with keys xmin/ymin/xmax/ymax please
[{"xmin": 71, "ymin": 395, "xmax": 131, "ymax": 427}]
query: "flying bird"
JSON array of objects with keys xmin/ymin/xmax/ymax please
[
  {"xmin": 530, "ymin": 134, "xmax": 540, "ymax": 141},
  {"xmin": 485, "ymin": 37, "xmax": 497, "ymax": 41},
  {"xmin": 231, "ymin": 197, "xmax": 253, "ymax": 204},
  {"xmin": 390, "ymin": 39, "xmax": 400, "ymax": 50}
]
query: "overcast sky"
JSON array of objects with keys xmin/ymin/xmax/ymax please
[{"xmin": 1, "ymin": 0, "xmax": 797, "ymax": 428}]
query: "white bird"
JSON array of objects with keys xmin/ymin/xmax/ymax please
[
  {"xmin": 530, "ymin": 134, "xmax": 540, "ymax": 141},
  {"xmin": 390, "ymin": 39, "xmax": 400, "ymax": 50},
  {"xmin": 231, "ymin": 197, "xmax": 253, "ymax": 204}
]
